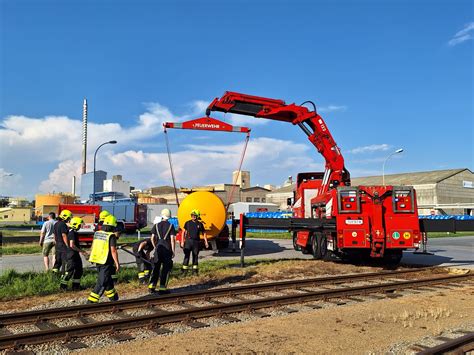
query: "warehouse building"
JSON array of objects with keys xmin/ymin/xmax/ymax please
[
  {"xmin": 352, "ymin": 168, "xmax": 474, "ymax": 215},
  {"xmin": 266, "ymin": 168, "xmax": 474, "ymax": 215}
]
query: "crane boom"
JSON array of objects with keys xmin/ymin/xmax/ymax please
[{"xmin": 206, "ymin": 91, "xmax": 350, "ymax": 195}]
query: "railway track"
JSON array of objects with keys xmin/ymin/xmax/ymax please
[
  {"xmin": 414, "ymin": 331, "xmax": 474, "ymax": 354},
  {"xmin": 0, "ymin": 268, "xmax": 472, "ymax": 351}
]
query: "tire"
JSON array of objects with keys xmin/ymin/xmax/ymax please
[
  {"xmin": 311, "ymin": 233, "xmax": 321, "ymax": 259},
  {"xmin": 318, "ymin": 234, "xmax": 329, "ymax": 261},
  {"xmin": 293, "ymin": 232, "xmax": 301, "ymax": 251},
  {"xmin": 383, "ymin": 250, "xmax": 403, "ymax": 266}
]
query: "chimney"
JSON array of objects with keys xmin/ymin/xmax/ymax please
[
  {"xmin": 81, "ymin": 98, "xmax": 88, "ymax": 174},
  {"xmin": 72, "ymin": 176, "xmax": 76, "ymax": 195}
]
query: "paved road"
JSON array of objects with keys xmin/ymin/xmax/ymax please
[{"xmin": 1, "ymin": 236, "xmax": 473, "ymax": 273}]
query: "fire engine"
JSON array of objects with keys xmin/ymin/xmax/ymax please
[{"xmin": 205, "ymin": 92, "xmax": 421, "ymax": 264}]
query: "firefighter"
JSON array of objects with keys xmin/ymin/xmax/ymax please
[
  {"xmin": 181, "ymin": 209, "xmax": 208, "ymax": 275},
  {"xmin": 60, "ymin": 217, "xmax": 87, "ymax": 290},
  {"xmin": 148, "ymin": 208, "xmax": 176, "ymax": 294},
  {"xmin": 87, "ymin": 215, "xmax": 120, "ymax": 303},
  {"xmin": 133, "ymin": 238, "xmax": 153, "ymax": 284},
  {"xmin": 95, "ymin": 210, "xmax": 111, "ymax": 231},
  {"xmin": 52, "ymin": 209, "xmax": 73, "ymax": 275}
]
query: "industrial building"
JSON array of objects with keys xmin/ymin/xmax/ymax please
[
  {"xmin": 80, "ymin": 170, "xmax": 107, "ymax": 202},
  {"xmin": 0, "ymin": 207, "xmax": 32, "ymax": 224},
  {"xmin": 351, "ymin": 168, "xmax": 474, "ymax": 215},
  {"xmin": 35, "ymin": 193, "xmax": 76, "ymax": 219}
]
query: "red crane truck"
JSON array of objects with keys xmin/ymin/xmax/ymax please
[{"xmin": 206, "ymin": 92, "xmax": 421, "ymax": 264}]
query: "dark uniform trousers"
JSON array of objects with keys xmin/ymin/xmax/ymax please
[
  {"xmin": 88, "ymin": 264, "xmax": 118, "ymax": 302},
  {"xmin": 148, "ymin": 247, "xmax": 173, "ymax": 291},
  {"xmin": 60, "ymin": 253, "xmax": 83, "ymax": 290},
  {"xmin": 133, "ymin": 244, "xmax": 151, "ymax": 283},
  {"xmin": 182, "ymin": 239, "xmax": 200, "ymax": 272},
  {"xmin": 52, "ymin": 248, "xmax": 67, "ymax": 274}
]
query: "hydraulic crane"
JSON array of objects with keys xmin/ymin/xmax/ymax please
[{"xmin": 206, "ymin": 92, "xmax": 420, "ymax": 264}]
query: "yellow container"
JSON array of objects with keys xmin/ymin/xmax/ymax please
[{"xmin": 177, "ymin": 191, "xmax": 226, "ymax": 239}]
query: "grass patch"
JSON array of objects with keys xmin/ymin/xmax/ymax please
[
  {"xmin": 245, "ymin": 231, "xmax": 291, "ymax": 239},
  {"xmin": 0, "ymin": 258, "xmax": 279, "ymax": 300},
  {"xmin": 0, "ymin": 267, "xmax": 139, "ymax": 300},
  {"xmin": 1, "ymin": 230, "xmax": 39, "ymax": 237},
  {"xmin": 2, "ymin": 244, "xmax": 42, "ymax": 255},
  {"xmin": 427, "ymin": 232, "xmax": 473, "ymax": 238}
]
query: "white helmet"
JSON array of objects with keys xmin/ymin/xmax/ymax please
[
  {"xmin": 153, "ymin": 216, "xmax": 161, "ymax": 224},
  {"xmin": 161, "ymin": 208, "xmax": 171, "ymax": 220}
]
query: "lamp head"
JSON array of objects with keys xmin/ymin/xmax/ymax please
[
  {"xmin": 109, "ymin": 140, "xmax": 117, "ymax": 144},
  {"xmin": 395, "ymin": 148, "xmax": 404, "ymax": 154}
]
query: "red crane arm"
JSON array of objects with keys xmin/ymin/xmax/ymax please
[{"xmin": 206, "ymin": 91, "xmax": 350, "ymax": 192}]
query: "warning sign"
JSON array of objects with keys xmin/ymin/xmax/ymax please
[
  {"xmin": 352, "ymin": 231, "xmax": 357, "ymax": 237},
  {"xmin": 403, "ymin": 232, "xmax": 411, "ymax": 239},
  {"xmin": 392, "ymin": 232, "xmax": 400, "ymax": 240}
]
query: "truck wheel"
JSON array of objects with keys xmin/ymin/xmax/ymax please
[
  {"xmin": 311, "ymin": 233, "xmax": 321, "ymax": 259},
  {"xmin": 383, "ymin": 250, "xmax": 403, "ymax": 266},
  {"xmin": 318, "ymin": 234, "xmax": 329, "ymax": 261},
  {"xmin": 293, "ymin": 232, "xmax": 301, "ymax": 251},
  {"xmin": 302, "ymin": 232, "xmax": 312, "ymax": 254}
]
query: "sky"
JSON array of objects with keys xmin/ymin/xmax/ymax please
[{"xmin": 0, "ymin": 0, "xmax": 473, "ymax": 199}]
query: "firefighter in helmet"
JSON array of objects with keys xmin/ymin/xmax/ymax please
[
  {"xmin": 60, "ymin": 217, "xmax": 87, "ymax": 290},
  {"xmin": 87, "ymin": 214, "xmax": 120, "ymax": 303},
  {"xmin": 95, "ymin": 210, "xmax": 111, "ymax": 231},
  {"xmin": 148, "ymin": 208, "xmax": 176, "ymax": 293},
  {"xmin": 52, "ymin": 209, "xmax": 73, "ymax": 275},
  {"xmin": 181, "ymin": 209, "xmax": 208, "ymax": 275}
]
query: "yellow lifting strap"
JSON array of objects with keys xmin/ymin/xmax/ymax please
[{"xmin": 89, "ymin": 231, "xmax": 114, "ymax": 264}]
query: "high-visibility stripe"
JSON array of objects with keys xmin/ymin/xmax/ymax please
[
  {"xmin": 182, "ymin": 265, "xmax": 189, "ymax": 270},
  {"xmin": 87, "ymin": 296, "xmax": 99, "ymax": 303},
  {"xmin": 144, "ymin": 270, "xmax": 150, "ymax": 275},
  {"xmin": 52, "ymin": 268, "xmax": 59, "ymax": 273},
  {"xmin": 138, "ymin": 272, "xmax": 145, "ymax": 278},
  {"xmin": 192, "ymin": 265, "xmax": 198, "ymax": 269},
  {"xmin": 148, "ymin": 283, "xmax": 156, "ymax": 289},
  {"xmin": 90, "ymin": 292, "xmax": 100, "ymax": 299},
  {"xmin": 158, "ymin": 287, "xmax": 167, "ymax": 291},
  {"xmin": 105, "ymin": 288, "xmax": 116, "ymax": 295}
]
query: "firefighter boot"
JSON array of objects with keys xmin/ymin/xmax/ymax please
[
  {"xmin": 181, "ymin": 265, "xmax": 189, "ymax": 276},
  {"xmin": 192, "ymin": 265, "xmax": 198, "ymax": 276}
]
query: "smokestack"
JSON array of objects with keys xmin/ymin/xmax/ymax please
[
  {"xmin": 72, "ymin": 176, "xmax": 76, "ymax": 195},
  {"xmin": 81, "ymin": 98, "xmax": 88, "ymax": 174}
]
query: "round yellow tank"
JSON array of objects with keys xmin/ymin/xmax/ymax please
[{"xmin": 177, "ymin": 191, "xmax": 226, "ymax": 239}]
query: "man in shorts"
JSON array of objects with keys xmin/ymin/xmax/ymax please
[{"xmin": 39, "ymin": 212, "xmax": 57, "ymax": 271}]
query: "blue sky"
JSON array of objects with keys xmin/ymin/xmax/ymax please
[{"xmin": 1, "ymin": 0, "xmax": 472, "ymax": 198}]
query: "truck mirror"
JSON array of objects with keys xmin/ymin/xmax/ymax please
[{"xmin": 287, "ymin": 197, "xmax": 293, "ymax": 206}]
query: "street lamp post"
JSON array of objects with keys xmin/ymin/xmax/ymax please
[
  {"xmin": 382, "ymin": 148, "xmax": 403, "ymax": 186},
  {"xmin": 92, "ymin": 140, "xmax": 117, "ymax": 203}
]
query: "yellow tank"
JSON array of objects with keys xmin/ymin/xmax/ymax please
[{"xmin": 177, "ymin": 191, "xmax": 226, "ymax": 239}]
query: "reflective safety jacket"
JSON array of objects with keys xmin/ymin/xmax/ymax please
[{"xmin": 89, "ymin": 231, "xmax": 114, "ymax": 265}]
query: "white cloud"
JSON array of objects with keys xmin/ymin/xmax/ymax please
[
  {"xmin": 448, "ymin": 22, "xmax": 474, "ymax": 46},
  {"xmin": 318, "ymin": 105, "xmax": 347, "ymax": 113},
  {"xmin": 1, "ymin": 98, "xmax": 325, "ymax": 196},
  {"xmin": 109, "ymin": 137, "xmax": 322, "ymax": 189},
  {"xmin": 348, "ymin": 144, "xmax": 391, "ymax": 154},
  {"xmin": 38, "ymin": 160, "xmax": 82, "ymax": 194}
]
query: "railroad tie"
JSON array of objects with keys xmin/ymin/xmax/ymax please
[
  {"xmin": 219, "ymin": 315, "xmax": 240, "ymax": 323},
  {"xmin": 35, "ymin": 321, "xmax": 59, "ymax": 331},
  {"xmin": 110, "ymin": 333, "xmax": 135, "ymax": 342},
  {"xmin": 151, "ymin": 327, "xmax": 172, "ymax": 335},
  {"xmin": 0, "ymin": 327, "xmax": 13, "ymax": 337},
  {"xmin": 63, "ymin": 341, "xmax": 88, "ymax": 350},
  {"xmin": 185, "ymin": 321, "xmax": 208, "ymax": 329}
]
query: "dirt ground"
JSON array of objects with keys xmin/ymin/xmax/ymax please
[{"xmin": 92, "ymin": 284, "xmax": 474, "ymax": 355}]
